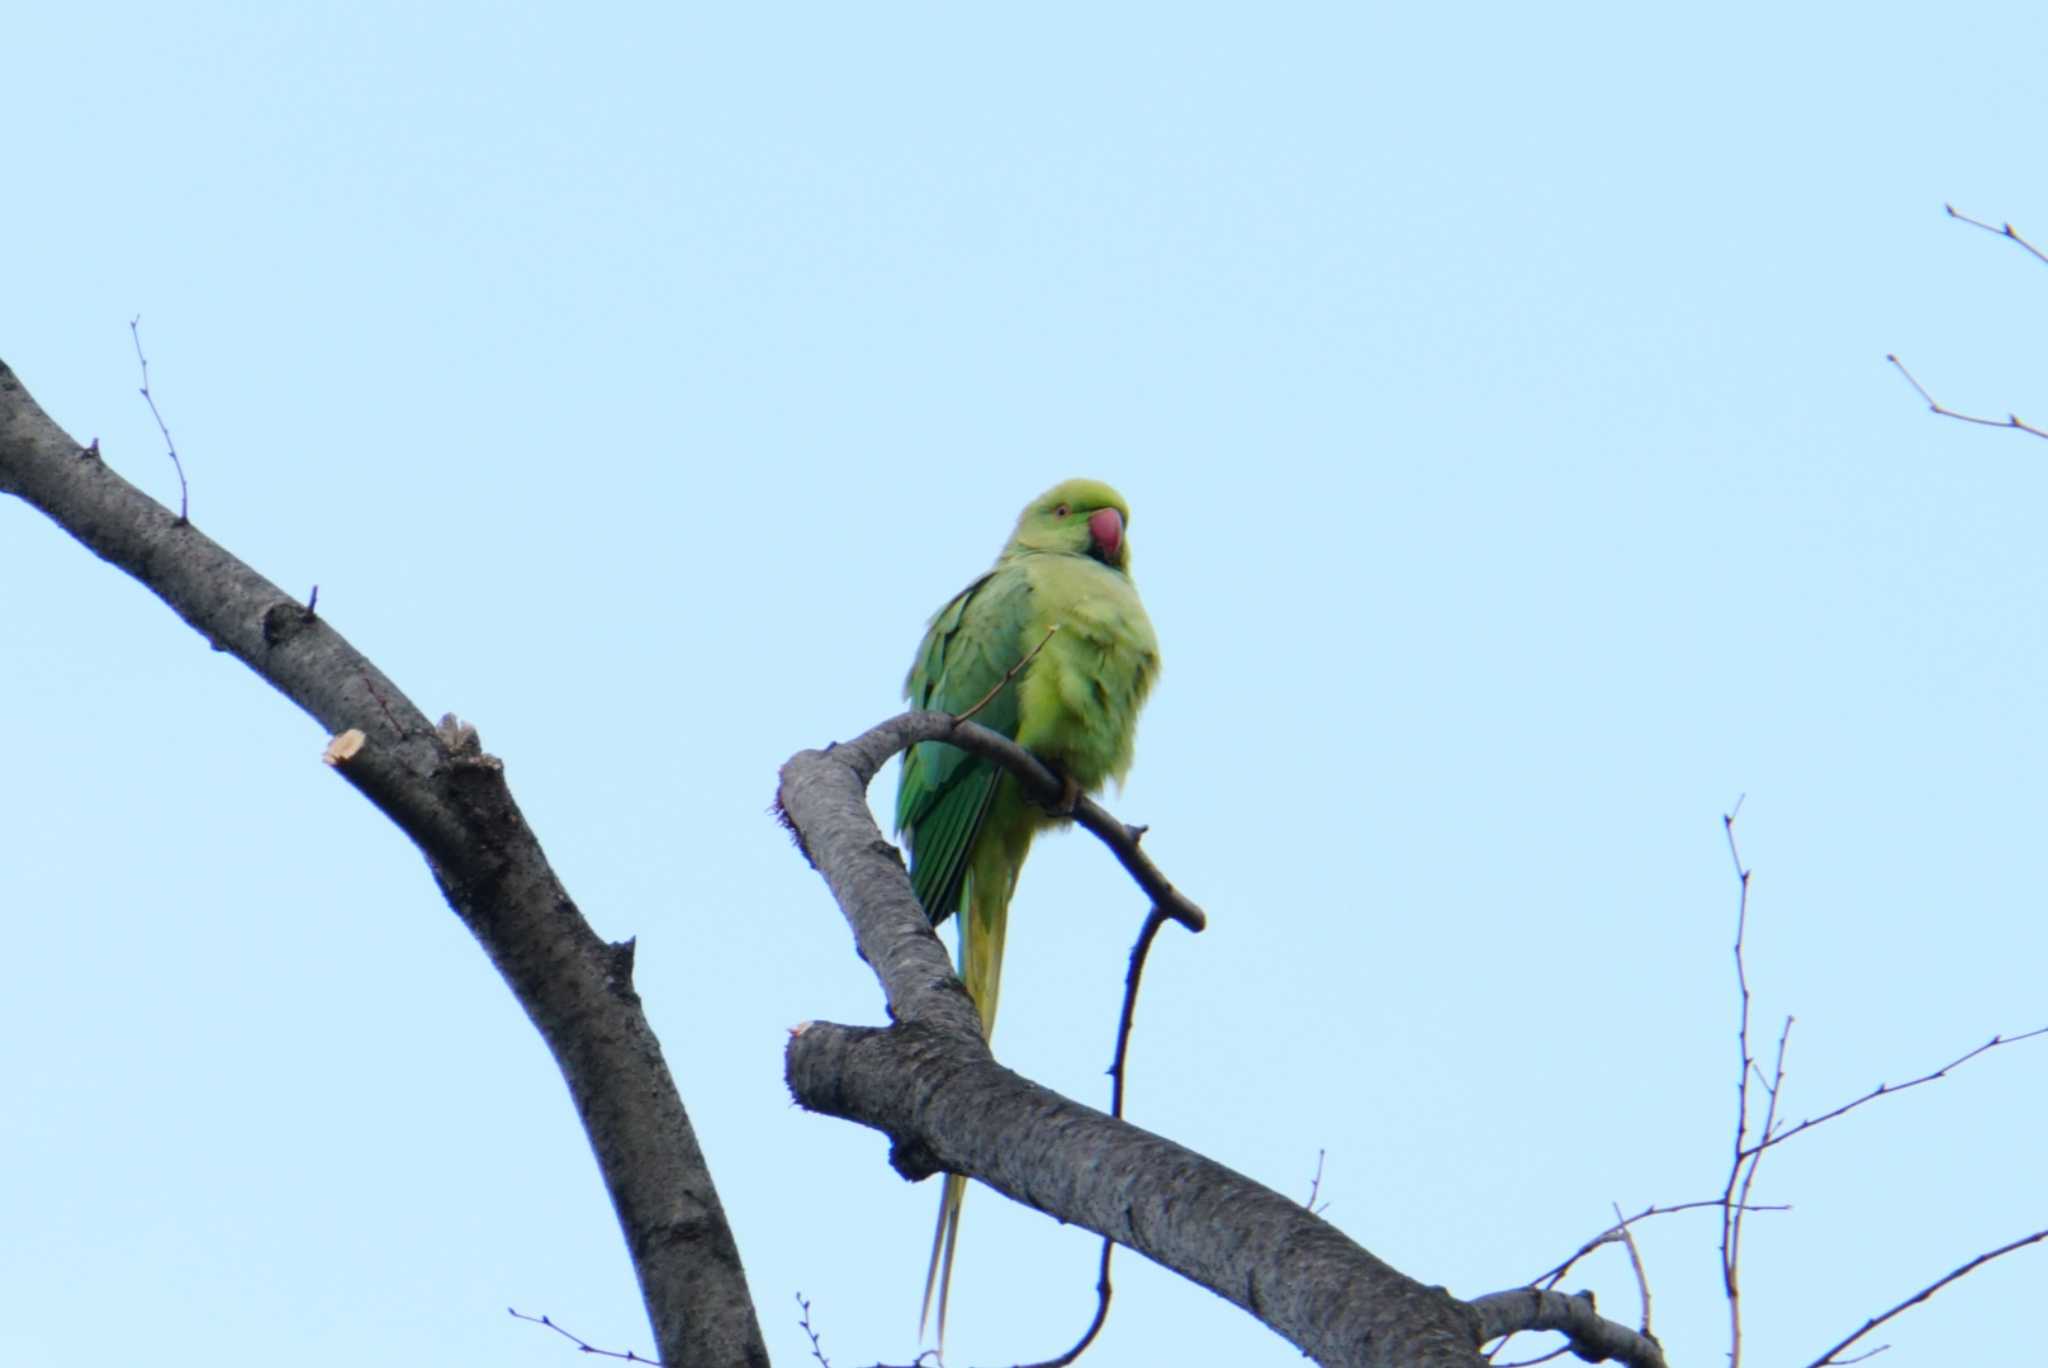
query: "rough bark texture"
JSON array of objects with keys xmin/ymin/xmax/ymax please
[
  {"xmin": 0, "ymin": 359, "xmax": 767, "ymax": 1368},
  {"xmin": 1469, "ymin": 1288, "xmax": 1666, "ymax": 1368},
  {"xmin": 780, "ymin": 714, "xmax": 1493, "ymax": 1368}
]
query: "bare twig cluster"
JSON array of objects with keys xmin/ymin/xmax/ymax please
[
  {"xmin": 1715, "ymin": 805, "xmax": 2047, "ymax": 1367},
  {"xmin": 1487, "ymin": 800, "xmax": 2044, "ymax": 1368},
  {"xmin": 1889, "ymin": 205, "xmax": 2048, "ymax": 441}
]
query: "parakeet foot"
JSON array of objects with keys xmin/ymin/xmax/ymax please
[{"xmin": 1035, "ymin": 769, "xmax": 1080, "ymax": 816}]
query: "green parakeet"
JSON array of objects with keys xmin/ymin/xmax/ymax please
[{"xmin": 895, "ymin": 478, "xmax": 1160, "ymax": 1348}]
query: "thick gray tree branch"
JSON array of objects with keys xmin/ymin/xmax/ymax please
[
  {"xmin": 1468, "ymin": 1288, "xmax": 1666, "ymax": 1368},
  {"xmin": 777, "ymin": 716, "xmax": 1661, "ymax": 1368},
  {"xmin": 0, "ymin": 359, "xmax": 765, "ymax": 1368}
]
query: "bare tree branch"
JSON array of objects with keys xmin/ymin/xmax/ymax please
[
  {"xmin": 0, "ymin": 359, "xmax": 766, "ymax": 1368},
  {"xmin": 1885, "ymin": 354, "xmax": 2048, "ymax": 441},
  {"xmin": 1467, "ymin": 1290, "xmax": 1666, "ymax": 1368},
  {"xmin": 509, "ymin": 1308, "xmax": 659, "ymax": 1364},
  {"xmin": 778, "ymin": 718, "xmax": 1512, "ymax": 1368},
  {"xmin": 1013, "ymin": 905, "xmax": 1176, "ymax": 1368},
  {"xmin": 1888, "ymin": 207, "xmax": 2048, "ymax": 441},
  {"xmin": 1746, "ymin": 1026, "xmax": 2048, "ymax": 1159},
  {"xmin": 1712, "ymin": 802, "xmax": 2048, "ymax": 1368},
  {"xmin": 1804, "ymin": 1228, "xmax": 2048, "ymax": 1368},
  {"xmin": 1529, "ymin": 1199, "xmax": 1789, "ymax": 1293},
  {"xmin": 127, "ymin": 315, "xmax": 189, "ymax": 522},
  {"xmin": 777, "ymin": 716, "xmax": 1669, "ymax": 1368},
  {"xmin": 1944, "ymin": 203, "xmax": 2048, "ymax": 267},
  {"xmin": 1610, "ymin": 1203, "xmax": 1652, "ymax": 1340},
  {"xmin": 1305, "ymin": 1150, "xmax": 1332, "ymax": 1216},
  {"xmin": 1720, "ymin": 802, "xmax": 1761, "ymax": 1368},
  {"xmin": 21, "ymin": 343, "xmax": 2033, "ymax": 1368}
]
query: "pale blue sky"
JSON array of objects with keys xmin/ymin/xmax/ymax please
[{"xmin": 6, "ymin": 5, "xmax": 2045, "ymax": 1366}]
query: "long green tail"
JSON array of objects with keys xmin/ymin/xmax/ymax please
[
  {"xmin": 919, "ymin": 860, "xmax": 1013, "ymax": 1349},
  {"xmin": 920, "ymin": 1173, "xmax": 970, "ymax": 1344}
]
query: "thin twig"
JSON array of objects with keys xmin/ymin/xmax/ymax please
[
  {"xmin": 795, "ymin": 1294, "xmax": 830, "ymax": 1367},
  {"xmin": 128, "ymin": 316, "xmax": 190, "ymax": 522},
  {"xmin": 863, "ymin": 714, "xmax": 1206, "ymax": 934},
  {"xmin": 953, "ymin": 625, "xmax": 1058, "ymax": 724},
  {"xmin": 508, "ymin": 1308, "xmax": 660, "ymax": 1364},
  {"xmin": 1731, "ymin": 945, "xmax": 1794, "ymax": 1368},
  {"xmin": 1305, "ymin": 1149, "xmax": 1332, "ymax": 1215},
  {"xmin": 1108, "ymin": 907, "xmax": 1170, "ymax": 1118},
  {"xmin": 1017, "ymin": 905, "xmax": 1173, "ymax": 1368},
  {"xmin": 1531, "ymin": 1198, "xmax": 1789, "ymax": 1290},
  {"xmin": 1720, "ymin": 800, "xmax": 1759, "ymax": 1368},
  {"xmin": 1886, "ymin": 354, "xmax": 2048, "ymax": 441},
  {"xmin": 1711, "ymin": 800, "xmax": 1799, "ymax": 1368},
  {"xmin": 1611, "ymin": 1202, "xmax": 1652, "ymax": 1338},
  {"xmin": 789, "ymin": 1294, "xmax": 936, "ymax": 1368},
  {"xmin": 1804, "ymin": 1228, "xmax": 2048, "ymax": 1368},
  {"xmin": 1745, "ymin": 1026, "xmax": 2048, "ymax": 1158},
  {"xmin": 1017, "ymin": 1237, "xmax": 1115, "ymax": 1368},
  {"xmin": 1825, "ymin": 1350, "xmax": 1889, "ymax": 1367},
  {"xmin": 1945, "ymin": 203, "xmax": 2048, "ymax": 267},
  {"xmin": 859, "ymin": 708, "xmax": 1208, "ymax": 942}
]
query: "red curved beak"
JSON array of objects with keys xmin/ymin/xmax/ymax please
[{"xmin": 1087, "ymin": 507, "xmax": 1124, "ymax": 562}]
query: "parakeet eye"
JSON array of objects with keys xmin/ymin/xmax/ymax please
[{"xmin": 1054, "ymin": 503, "xmax": 1070, "ymax": 518}]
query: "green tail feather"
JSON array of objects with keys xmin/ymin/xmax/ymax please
[{"xmin": 920, "ymin": 1173, "xmax": 969, "ymax": 1348}]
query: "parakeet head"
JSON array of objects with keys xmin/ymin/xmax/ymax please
[{"xmin": 1003, "ymin": 478, "xmax": 1135, "ymax": 571}]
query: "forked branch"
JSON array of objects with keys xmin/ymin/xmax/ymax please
[{"xmin": 779, "ymin": 717, "xmax": 1590, "ymax": 1368}]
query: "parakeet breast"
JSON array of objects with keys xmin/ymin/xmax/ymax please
[{"xmin": 1012, "ymin": 552, "xmax": 1159, "ymax": 795}]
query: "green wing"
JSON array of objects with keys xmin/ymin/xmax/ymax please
[{"xmin": 896, "ymin": 566, "xmax": 1033, "ymax": 928}]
